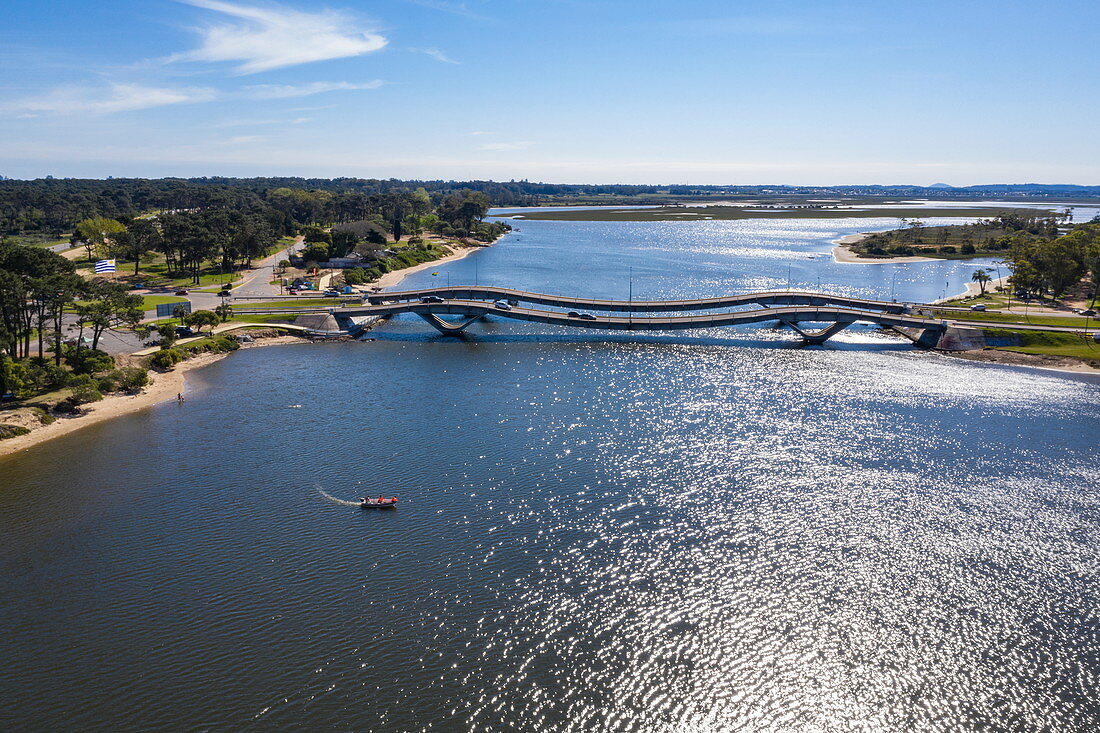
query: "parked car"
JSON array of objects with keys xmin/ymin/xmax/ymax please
[
  {"xmin": 494, "ymin": 299, "xmax": 512, "ymax": 311},
  {"xmin": 174, "ymin": 289, "xmax": 189, "ymax": 296},
  {"xmin": 1, "ymin": 393, "xmax": 16, "ymax": 402},
  {"xmin": 578, "ymin": 313, "xmax": 597, "ymax": 320},
  {"xmin": 175, "ymin": 326, "xmax": 194, "ymax": 338},
  {"xmin": 217, "ymin": 289, "xmax": 232, "ymax": 297},
  {"xmin": 287, "ymin": 288, "xmax": 299, "ymax": 295},
  {"xmin": 144, "ymin": 339, "xmax": 161, "ymax": 348},
  {"xmin": 129, "ymin": 282, "xmax": 144, "ymax": 290},
  {"xmin": 421, "ymin": 295, "xmax": 445, "ymax": 303},
  {"xmin": 323, "ymin": 289, "xmax": 340, "ymax": 297},
  {"xmin": 969, "ymin": 304, "xmax": 987, "ymax": 311}
]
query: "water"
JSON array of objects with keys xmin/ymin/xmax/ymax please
[{"xmin": 2, "ymin": 217, "xmax": 1099, "ymax": 731}]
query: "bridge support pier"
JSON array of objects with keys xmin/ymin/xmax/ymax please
[
  {"xmin": 782, "ymin": 320, "xmax": 852, "ymax": 345},
  {"xmin": 417, "ymin": 312, "xmax": 485, "ymax": 335}
]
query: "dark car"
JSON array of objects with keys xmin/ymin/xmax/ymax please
[
  {"xmin": 567, "ymin": 311, "xmax": 581, "ymax": 318},
  {"xmin": 1082, "ymin": 309, "xmax": 1097, "ymax": 316},
  {"xmin": 218, "ymin": 289, "xmax": 232, "ymax": 297},
  {"xmin": 421, "ymin": 295, "xmax": 445, "ymax": 303},
  {"xmin": 175, "ymin": 326, "xmax": 194, "ymax": 337},
  {"xmin": 174, "ymin": 289, "xmax": 189, "ymax": 296},
  {"xmin": 578, "ymin": 313, "xmax": 597, "ymax": 320}
]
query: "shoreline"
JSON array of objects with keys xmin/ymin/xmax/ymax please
[
  {"xmin": 374, "ymin": 242, "xmax": 484, "ymax": 290},
  {"xmin": 939, "ymin": 348, "xmax": 1100, "ymax": 375},
  {"xmin": 933, "ymin": 275, "xmax": 1011, "ymax": 303},
  {"xmin": 0, "ymin": 336, "xmax": 304, "ymax": 459},
  {"xmin": 831, "ymin": 233, "xmax": 936, "ymax": 264},
  {"xmin": 0, "ymin": 236, "xmax": 502, "ymax": 458}
]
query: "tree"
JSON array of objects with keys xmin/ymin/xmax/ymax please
[
  {"xmin": 156, "ymin": 323, "xmax": 177, "ymax": 347},
  {"xmin": 121, "ymin": 218, "xmax": 163, "ymax": 276},
  {"xmin": 971, "ymin": 268, "xmax": 992, "ymax": 296},
  {"xmin": 74, "ymin": 282, "xmax": 143, "ymax": 351},
  {"xmin": 74, "ymin": 217, "xmax": 126, "ymax": 261},
  {"xmin": 185, "ymin": 309, "xmax": 220, "ymax": 334}
]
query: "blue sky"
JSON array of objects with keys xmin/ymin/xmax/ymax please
[{"xmin": 1, "ymin": 0, "xmax": 1097, "ymax": 184}]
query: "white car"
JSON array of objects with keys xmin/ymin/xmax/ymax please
[
  {"xmin": 969, "ymin": 304, "xmax": 986, "ymax": 311},
  {"xmin": 494, "ymin": 299, "xmax": 512, "ymax": 311}
]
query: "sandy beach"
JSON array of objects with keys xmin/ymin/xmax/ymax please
[
  {"xmin": 373, "ymin": 242, "xmax": 485, "ymax": 290},
  {"xmin": 934, "ymin": 275, "xmax": 1011, "ymax": 303},
  {"xmin": 0, "ymin": 335, "xmax": 304, "ymax": 459},
  {"xmin": 832, "ymin": 233, "xmax": 937, "ymax": 264}
]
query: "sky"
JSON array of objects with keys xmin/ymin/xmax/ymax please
[{"xmin": 1, "ymin": 0, "xmax": 1097, "ymax": 185}]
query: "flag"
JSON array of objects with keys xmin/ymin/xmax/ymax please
[
  {"xmin": 431, "ymin": 271, "xmax": 439, "ymax": 276},
  {"xmin": 94, "ymin": 259, "xmax": 116, "ymax": 274}
]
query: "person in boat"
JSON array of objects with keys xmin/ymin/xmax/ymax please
[{"xmin": 378, "ymin": 495, "xmax": 384, "ymax": 504}]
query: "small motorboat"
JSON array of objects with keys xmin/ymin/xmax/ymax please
[{"xmin": 359, "ymin": 497, "xmax": 398, "ymax": 509}]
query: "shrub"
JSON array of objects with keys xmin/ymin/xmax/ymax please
[
  {"xmin": 939, "ymin": 245, "xmax": 957, "ymax": 254},
  {"xmin": 961, "ymin": 243, "xmax": 976, "ymax": 254},
  {"xmin": 52, "ymin": 400, "xmax": 78, "ymax": 415},
  {"xmin": 71, "ymin": 349, "xmax": 115, "ymax": 375},
  {"xmin": 0, "ymin": 424, "xmax": 31, "ymax": 440},
  {"xmin": 97, "ymin": 374, "xmax": 120, "ymax": 393},
  {"xmin": 32, "ymin": 407, "xmax": 55, "ymax": 425},
  {"xmin": 344, "ymin": 268, "xmax": 367, "ymax": 285},
  {"xmin": 148, "ymin": 348, "xmax": 184, "ymax": 371},
  {"xmin": 118, "ymin": 367, "xmax": 150, "ymax": 392},
  {"xmin": 67, "ymin": 374, "xmax": 104, "ymax": 405}
]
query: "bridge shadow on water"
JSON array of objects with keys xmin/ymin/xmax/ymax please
[{"xmin": 361, "ymin": 315, "xmax": 916, "ymax": 353}]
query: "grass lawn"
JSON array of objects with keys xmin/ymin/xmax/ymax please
[
  {"xmin": 983, "ymin": 328, "xmax": 1100, "ymax": 363},
  {"xmin": 935, "ymin": 309, "xmax": 1095, "ymax": 329},
  {"xmin": 140, "ymin": 295, "xmax": 188, "ymax": 309},
  {"xmin": 226, "ymin": 313, "xmax": 298, "ymax": 324}
]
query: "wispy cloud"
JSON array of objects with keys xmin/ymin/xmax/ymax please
[
  {"xmin": 172, "ymin": 0, "xmax": 388, "ymax": 74},
  {"xmin": 403, "ymin": 0, "xmax": 490, "ymax": 21},
  {"xmin": 0, "ymin": 83, "xmax": 217, "ymax": 116},
  {"xmin": 478, "ymin": 141, "xmax": 532, "ymax": 151},
  {"xmin": 244, "ymin": 81, "xmax": 384, "ymax": 99},
  {"xmin": 413, "ymin": 47, "xmax": 460, "ymax": 65},
  {"xmin": 469, "ymin": 130, "xmax": 493, "ymax": 136}
]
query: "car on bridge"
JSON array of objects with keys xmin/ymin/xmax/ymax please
[
  {"xmin": 421, "ymin": 295, "xmax": 445, "ymax": 303},
  {"xmin": 567, "ymin": 311, "xmax": 581, "ymax": 318},
  {"xmin": 494, "ymin": 299, "xmax": 512, "ymax": 310}
]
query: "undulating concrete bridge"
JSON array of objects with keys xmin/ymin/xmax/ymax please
[{"xmin": 330, "ymin": 288, "xmax": 945, "ymax": 345}]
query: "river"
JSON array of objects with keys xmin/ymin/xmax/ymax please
[{"xmin": 2, "ymin": 216, "xmax": 1099, "ymax": 731}]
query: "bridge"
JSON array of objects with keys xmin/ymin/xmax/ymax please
[{"xmin": 324, "ymin": 287, "xmax": 947, "ymax": 345}]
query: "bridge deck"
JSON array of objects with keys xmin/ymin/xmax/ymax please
[
  {"xmin": 368, "ymin": 287, "xmax": 910, "ymax": 314},
  {"xmin": 338, "ymin": 299, "xmax": 943, "ymax": 333}
]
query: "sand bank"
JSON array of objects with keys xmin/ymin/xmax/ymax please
[{"xmin": 832, "ymin": 233, "xmax": 936, "ymax": 264}]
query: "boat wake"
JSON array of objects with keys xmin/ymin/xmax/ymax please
[{"xmin": 316, "ymin": 485, "xmax": 359, "ymax": 507}]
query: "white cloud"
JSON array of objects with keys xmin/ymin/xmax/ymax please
[
  {"xmin": 478, "ymin": 141, "xmax": 532, "ymax": 151},
  {"xmin": 1, "ymin": 83, "xmax": 217, "ymax": 116},
  {"xmin": 413, "ymin": 47, "xmax": 460, "ymax": 65},
  {"xmin": 469, "ymin": 130, "xmax": 493, "ymax": 136},
  {"xmin": 244, "ymin": 80, "xmax": 384, "ymax": 99},
  {"xmin": 173, "ymin": 0, "xmax": 387, "ymax": 74}
]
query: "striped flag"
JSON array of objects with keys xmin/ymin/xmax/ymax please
[
  {"xmin": 431, "ymin": 271, "xmax": 439, "ymax": 276},
  {"xmin": 94, "ymin": 259, "xmax": 116, "ymax": 274}
]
